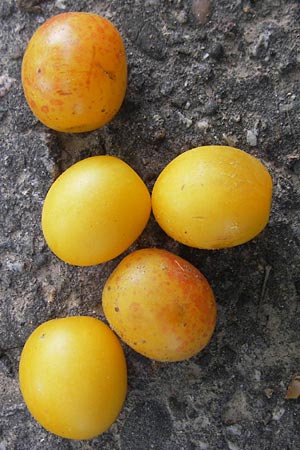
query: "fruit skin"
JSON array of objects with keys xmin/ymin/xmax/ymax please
[
  {"xmin": 42, "ymin": 155, "xmax": 151, "ymax": 266},
  {"xmin": 19, "ymin": 316, "xmax": 127, "ymax": 440},
  {"xmin": 22, "ymin": 12, "xmax": 127, "ymax": 132},
  {"xmin": 102, "ymin": 248, "xmax": 217, "ymax": 362},
  {"xmin": 152, "ymin": 145, "xmax": 273, "ymax": 249}
]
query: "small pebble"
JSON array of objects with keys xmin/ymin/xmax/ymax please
[
  {"xmin": 286, "ymin": 374, "xmax": 300, "ymax": 399},
  {"xmin": 272, "ymin": 407, "xmax": 285, "ymax": 421},
  {"xmin": 246, "ymin": 129, "xmax": 258, "ymax": 147},
  {"xmin": 55, "ymin": 0, "xmax": 66, "ymax": 9},
  {"xmin": 199, "ymin": 443, "xmax": 209, "ymax": 450},
  {"xmin": 171, "ymin": 96, "xmax": 187, "ymax": 109},
  {"xmin": 203, "ymin": 99, "xmax": 218, "ymax": 116},
  {"xmin": 192, "ymin": 0, "xmax": 212, "ymax": 25},
  {"xmin": 0, "ymin": 74, "xmax": 15, "ymax": 97},
  {"xmin": 6, "ymin": 260, "xmax": 25, "ymax": 272},
  {"xmin": 136, "ymin": 22, "xmax": 166, "ymax": 61},
  {"xmin": 197, "ymin": 63, "xmax": 214, "ymax": 82},
  {"xmin": 233, "ymin": 114, "xmax": 241, "ymax": 123},
  {"xmin": 264, "ymin": 388, "xmax": 274, "ymax": 399},
  {"xmin": 145, "ymin": 0, "xmax": 160, "ymax": 5},
  {"xmin": 177, "ymin": 111, "xmax": 193, "ymax": 128},
  {"xmin": 254, "ymin": 369, "xmax": 261, "ymax": 382},
  {"xmin": 196, "ymin": 119, "xmax": 209, "ymax": 131},
  {"xmin": 251, "ymin": 30, "xmax": 272, "ymax": 58},
  {"xmin": 243, "ymin": 5, "xmax": 251, "ymax": 14},
  {"xmin": 153, "ymin": 129, "xmax": 166, "ymax": 141},
  {"xmin": 210, "ymin": 42, "xmax": 224, "ymax": 60},
  {"xmin": 226, "ymin": 425, "xmax": 242, "ymax": 436},
  {"xmin": 16, "ymin": 0, "xmax": 42, "ymax": 12},
  {"xmin": 175, "ymin": 10, "xmax": 188, "ymax": 24},
  {"xmin": 160, "ymin": 80, "xmax": 174, "ymax": 96},
  {"xmin": 227, "ymin": 441, "xmax": 240, "ymax": 450},
  {"xmin": 221, "ymin": 391, "xmax": 251, "ymax": 425},
  {"xmin": 0, "ymin": 1, "xmax": 12, "ymax": 18},
  {"xmin": 222, "ymin": 134, "xmax": 238, "ymax": 146}
]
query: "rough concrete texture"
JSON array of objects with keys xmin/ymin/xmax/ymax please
[{"xmin": 0, "ymin": 0, "xmax": 300, "ymax": 449}]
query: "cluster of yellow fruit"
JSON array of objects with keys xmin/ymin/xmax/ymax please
[{"xmin": 19, "ymin": 12, "xmax": 273, "ymax": 441}]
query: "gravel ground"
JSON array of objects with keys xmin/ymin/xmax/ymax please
[{"xmin": 0, "ymin": 1, "xmax": 299, "ymax": 449}]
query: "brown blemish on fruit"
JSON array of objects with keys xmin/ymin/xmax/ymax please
[
  {"xmin": 86, "ymin": 45, "xmax": 96, "ymax": 88},
  {"xmin": 97, "ymin": 63, "xmax": 116, "ymax": 81},
  {"xmin": 56, "ymin": 90, "xmax": 72, "ymax": 96}
]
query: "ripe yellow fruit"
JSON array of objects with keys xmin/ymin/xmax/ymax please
[
  {"xmin": 22, "ymin": 12, "xmax": 127, "ymax": 132},
  {"xmin": 19, "ymin": 317, "xmax": 127, "ymax": 440},
  {"xmin": 102, "ymin": 248, "xmax": 217, "ymax": 362},
  {"xmin": 152, "ymin": 145, "xmax": 272, "ymax": 249},
  {"xmin": 42, "ymin": 156, "xmax": 151, "ymax": 266}
]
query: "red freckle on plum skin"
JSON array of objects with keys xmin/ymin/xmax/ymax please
[
  {"xmin": 41, "ymin": 105, "xmax": 49, "ymax": 113},
  {"xmin": 50, "ymin": 99, "xmax": 64, "ymax": 106},
  {"xmin": 30, "ymin": 100, "xmax": 37, "ymax": 109}
]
